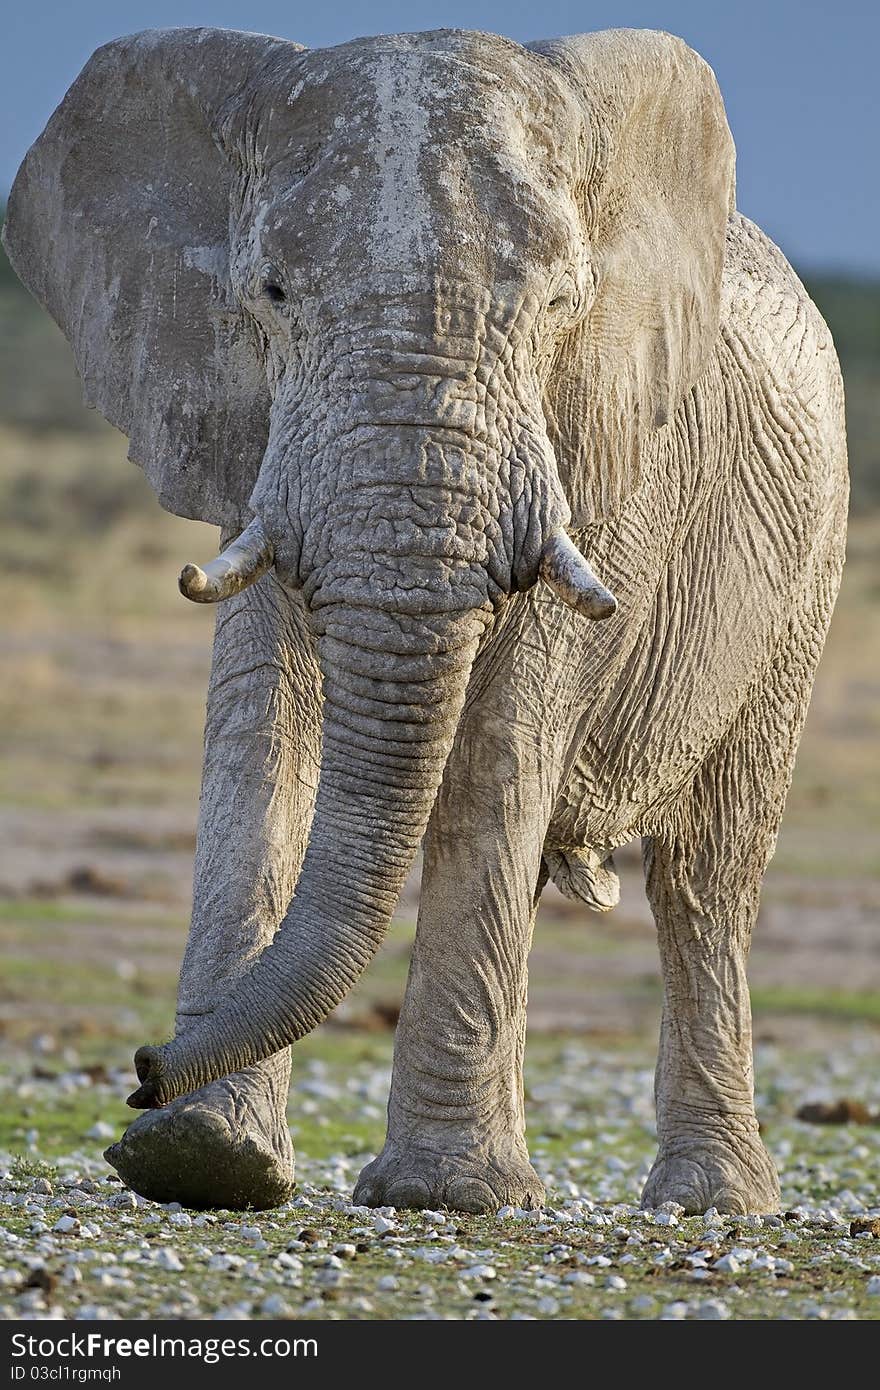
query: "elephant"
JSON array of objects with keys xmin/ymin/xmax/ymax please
[{"xmin": 3, "ymin": 25, "xmax": 847, "ymax": 1216}]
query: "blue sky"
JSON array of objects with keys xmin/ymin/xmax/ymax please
[{"xmin": 3, "ymin": 1, "xmax": 877, "ymax": 274}]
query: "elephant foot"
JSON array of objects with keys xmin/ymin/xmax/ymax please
[
  {"xmin": 105, "ymin": 1060, "xmax": 294, "ymax": 1210},
  {"xmin": 641, "ymin": 1132, "xmax": 780, "ymax": 1216},
  {"xmin": 353, "ymin": 1142, "xmax": 545, "ymax": 1214}
]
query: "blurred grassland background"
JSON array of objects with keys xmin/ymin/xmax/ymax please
[{"xmin": 0, "ymin": 213, "xmax": 878, "ymax": 1147}]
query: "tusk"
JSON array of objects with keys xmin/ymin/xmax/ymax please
[
  {"xmin": 178, "ymin": 517, "xmax": 274, "ymax": 604},
  {"xmin": 539, "ymin": 529, "xmax": 617, "ymax": 620}
]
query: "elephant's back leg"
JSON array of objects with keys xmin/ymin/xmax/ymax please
[
  {"xmin": 642, "ymin": 551, "xmax": 843, "ymax": 1214},
  {"xmin": 106, "ymin": 567, "xmax": 321, "ymax": 1209}
]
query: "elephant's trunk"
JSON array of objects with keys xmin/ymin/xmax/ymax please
[{"xmin": 129, "ymin": 599, "xmax": 486, "ymax": 1107}]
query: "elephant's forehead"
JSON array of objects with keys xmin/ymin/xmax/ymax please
[{"xmin": 251, "ymin": 33, "xmax": 583, "ymax": 279}]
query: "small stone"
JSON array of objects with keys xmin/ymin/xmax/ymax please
[
  {"xmin": 460, "ymin": 1264, "xmax": 496, "ymax": 1280},
  {"xmin": 605, "ymin": 1275, "xmax": 627, "ymax": 1291},
  {"xmin": 376, "ymin": 1275, "xmax": 398, "ymax": 1292},
  {"xmin": 31, "ymin": 1178, "xmax": 53, "ymax": 1196},
  {"xmin": 866, "ymin": 1276, "xmax": 880, "ymax": 1296},
  {"xmin": 373, "ymin": 1216, "xmax": 396, "ymax": 1236},
  {"xmin": 260, "ymin": 1294, "xmax": 291, "ymax": 1317},
  {"xmin": 695, "ymin": 1299, "xmax": 731, "ymax": 1320},
  {"xmin": 19, "ymin": 1266, "xmax": 57, "ymax": 1296},
  {"xmin": 658, "ymin": 1200, "xmax": 685, "ymax": 1217},
  {"xmin": 662, "ymin": 1302, "xmax": 689, "ymax": 1320},
  {"xmin": 52, "ymin": 1216, "xmax": 80, "ymax": 1235},
  {"xmin": 107, "ymin": 1191, "xmax": 138, "ymax": 1212},
  {"xmin": 796, "ymin": 1099, "xmax": 873, "ymax": 1125},
  {"xmin": 536, "ymin": 1297, "xmax": 560, "ymax": 1315},
  {"xmin": 850, "ymin": 1218, "xmax": 880, "ymax": 1238},
  {"xmin": 154, "ymin": 1247, "xmax": 184, "ymax": 1272},
  {"xmin": 86, "ymin": 1122, "xmax": 115, "ymax": 1141},
  {"xmin": 168, "ymin": 1211, "xmax": 192, "ymax": 1228},
  {"xmin": 714, "ymin": 1253, "xmax": 741, "ymax": 1274}
]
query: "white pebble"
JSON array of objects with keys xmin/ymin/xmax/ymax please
[
  {"xmin": 376, "ymin": 1275, "xmax": 398, "ymax": 1292},
  {"xmin": 373, "ymin": 1216, "xmax": 396, "ymax": 1235},
  {"xmin": 154, "ymin": 1248, "xmax": 184, "ymax": 1272},
  {"xmin": 695, "ymin": 1298, "xmax": 731, "ymax": 1319},
  {"xmin": 86, "ymin": 1123, "xmax": 115, "ymax": 1141},
  {"xmin": 866, "ymin": 1276, "xmax": 880, "ymax": 1296},
  {"xmin": 460, "ymin": 1264, "xmax": 496, "ymax": 1280},
  {"xmin": 53, "ymin": 1216, "xmax": 80, "ymax": 1235},
  {"xmin": 107, "ymin": 1191, "xmax": 137, "ymax": 1211},
  {"xmin": 714, "ymin": 1253, "xmax": 741, "ymax": 1274},
  {"xmin": 260, "ymin": 1294, "xmax": 291, "ymax": 1317},
  {"xmin": 662, "ymin": 1302, "xmax": 689, "ymax": 1319}
]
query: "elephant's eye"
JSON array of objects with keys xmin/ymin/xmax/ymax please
[
  {"xmin": 549, "ymin": 282, "xmax": 578, "ymax": 314},
  {"xmin": 262, "ymin": 280, "xmax": 286, "ymax": 306}
]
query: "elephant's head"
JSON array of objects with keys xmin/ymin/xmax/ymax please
[{"xmin": 2, "ymin": 27, "xmax": 734, "ymax": 1105}]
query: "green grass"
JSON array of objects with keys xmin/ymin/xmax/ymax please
[{"xmin": 751, "ymin": 986, "xmax": 880, "ymax": 1024}]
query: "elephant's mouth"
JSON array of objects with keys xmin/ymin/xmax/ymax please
[{"xmin": 178, "ymin": 514, "xmax": 617, "ymax": 620}]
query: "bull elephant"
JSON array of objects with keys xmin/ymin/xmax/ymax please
[{"xmin": 3, "ymin": 26, "xmax": 847, "ymax": 1215}]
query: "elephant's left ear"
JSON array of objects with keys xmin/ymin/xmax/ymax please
[{"xmin": 530, "ymin": 29, "xmax": 735, "ymax": 521}]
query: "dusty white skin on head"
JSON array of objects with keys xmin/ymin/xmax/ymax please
[{"xmin": 3, "ymin": 27, "xmax": 846, "ymax": 1213}]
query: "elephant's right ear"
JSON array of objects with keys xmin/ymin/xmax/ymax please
[{"xmin": 2, "ymin": 28, "xmax": 303, "ymax": 527}]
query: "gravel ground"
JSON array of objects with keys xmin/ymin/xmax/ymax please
[{"xmin": 1, "ymin": 1033, "xmax": 879, "ymax": 1321}]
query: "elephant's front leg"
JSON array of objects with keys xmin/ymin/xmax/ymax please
[
  {"xmin": 355, "ymin": 690, "xmax": 554, "ymax": 1214},
  {"xmin": 106, "ymin": 568, "xmax": 320, "ymax": 1209}
]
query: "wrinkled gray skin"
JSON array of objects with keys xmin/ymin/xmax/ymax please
[{"xmin": 4, "ymin": 27, "xmax": 847, "ymax": 1214}]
